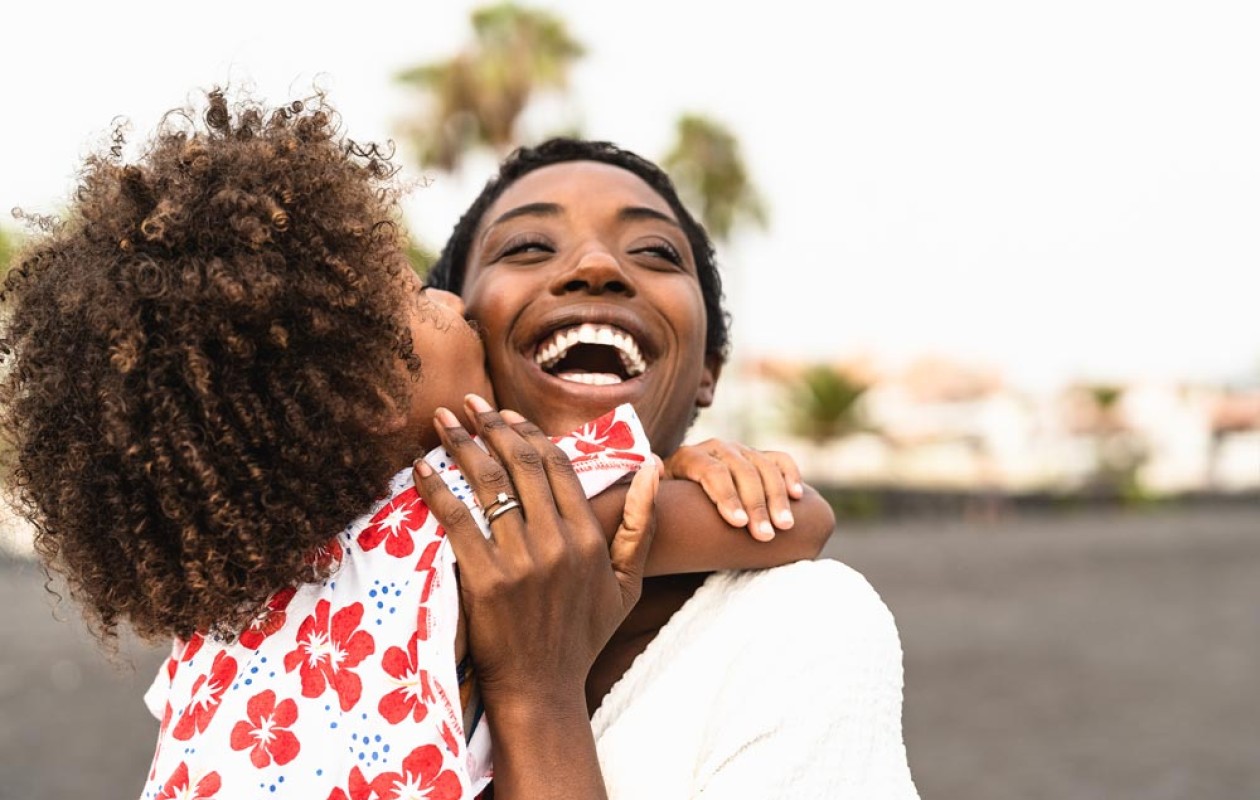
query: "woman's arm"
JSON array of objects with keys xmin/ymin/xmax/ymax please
[{"xmin": 414, "ymin": 400, "xmax": 663, "ymax": 799}]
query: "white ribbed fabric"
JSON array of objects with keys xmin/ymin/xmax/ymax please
[{"xmin": 591, "ymin": 559, "xmax": 919, "ymax": 799}]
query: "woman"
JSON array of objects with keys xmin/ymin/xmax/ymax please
[{"xmin": 429, "ymin": 137, "xmax": 921, "ymax": 797}]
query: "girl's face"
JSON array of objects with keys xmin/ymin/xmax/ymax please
[{"xmin": 397, "ymin": 271, "xmax": 495, "ymax": 452}]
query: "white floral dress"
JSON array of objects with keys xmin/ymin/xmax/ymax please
[{"xmin": 140, "ymin": 405, "xmax": 649, "ymax": 800}]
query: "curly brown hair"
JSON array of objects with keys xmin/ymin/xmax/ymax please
[{"xmin": 0, "ymin": 88, "xmax": 420, "ymax": 643}]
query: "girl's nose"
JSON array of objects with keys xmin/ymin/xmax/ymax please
[{"xmin": 425, "ymin": 287, "xmax": 466, "ymax": 315}]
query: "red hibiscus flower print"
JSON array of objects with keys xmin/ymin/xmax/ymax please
[
  {"xmin": 283, "ymin": 600, "xmax": 375, "ymax": 711},
  {"xmin": 370, "ymin": 744, "xmax": 463, "ymax": 800},
  {"xmin": 155, "ymin": 762, "xmax": 221, "ymax": 800},
  {"xmin": 572, "ymin": 416, "xmax": 636, "ymax": 455},
  {"xmin": 308, "ymin": 538, "xmax": 345, "ymax": 571},
  {"xmin": 148, "ymin": 701, "xmax": 174, "ymax": 781},
  {"xmin": 326, "ymin": 766, "xmax": 373, "ymax": 800},
  {"xmin": 358, "ymin": 488, "xmax": 428, "ymax": 558},
  {"xmin": 229, "ymin": 689, "xmax": 301, "ymax": 768},
  {"xmin": 573, "ymin": 449, "xmax": 645, "ymax": 468},
  {"xmin": 325, "ymin": 765, "xmax": 372, "ymax": 800},
  {"xmin": 171, "ymin": 651, "xmax": 238, "ymax": 740},
  {"xmin": 378, "ymin": 632, "xmax": 435, "ymax": 725},
  {"xmin": 179, "ymin": 633, "xmax": 205, "ymax": 663},
  {"xmin": 239, "ymin": 586, "xmax": 298, "ymax": 650}
]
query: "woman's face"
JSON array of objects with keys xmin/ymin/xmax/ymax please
[
  {"xmin": 397, "ymin": 271, "xmax": 495, "ymax": 451},
  {"xmin": 459, "ymin": 161, "xmax": 717, "ymax": 455}
]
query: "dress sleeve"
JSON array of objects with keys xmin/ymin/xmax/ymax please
[{"xmin": 142, "ymin": 638, "xmax": 184, "ymax": 721}]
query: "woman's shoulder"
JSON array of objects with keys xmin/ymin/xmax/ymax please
[
  {"xmin": 711, "ymin": 558, "xmax": 895, "ymax": 619},
  {"xmin": 700, "ymin": 559, "xmax": 905, "ymax": 661}
]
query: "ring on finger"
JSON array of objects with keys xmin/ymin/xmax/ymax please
[{"xmin": 484, "ymin": 492, "xmax": 523, "ymax": 523}]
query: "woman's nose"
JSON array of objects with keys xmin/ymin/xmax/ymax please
[{"xmin": 553, "ymin": 249, "xmax": 636, "ymax": 296}]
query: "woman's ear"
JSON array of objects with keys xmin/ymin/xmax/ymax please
[{"xmin": 696, "ymin": 353, "xmax": 724, "ymax": 408}]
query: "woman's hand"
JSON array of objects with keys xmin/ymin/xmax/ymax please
[
  {"xmin": 664, "ymin": 440, "xmax": 804, "ymax": 542},
  {"xmin": 413, "ymin": 394, "xmax": 661, "ymax": 705}
]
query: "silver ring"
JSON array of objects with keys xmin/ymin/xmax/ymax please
[{"xmin": 484, "ymin": 492, "xmax": 522, "ymax": 523}]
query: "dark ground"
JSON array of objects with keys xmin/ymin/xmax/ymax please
[{"xmin": 2, "ymin": 504, "xmax": 1257, "ymax": 800}]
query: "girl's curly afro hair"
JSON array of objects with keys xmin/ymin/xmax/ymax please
[{"xmin": 0, "ymin": 88, "xmax": 419, "ymax": 642}]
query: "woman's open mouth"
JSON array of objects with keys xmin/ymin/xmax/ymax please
[{"xmin": 533, "ymin": 323, "xmax": 649, "ymax": 386}]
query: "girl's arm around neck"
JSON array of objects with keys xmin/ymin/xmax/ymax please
[{"xmin": 590, "ymin": 479, "xmax": 836, "ymax": 577}]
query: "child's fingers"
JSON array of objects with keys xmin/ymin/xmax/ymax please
[
  {"xmin": 664, "ymin": 444, "xmax": 752, "ymax": 531},
  {"xmin": 763, "ymin": 449, "xmax": 805, "ymax": 500},
  {"xmin": 609, "ymin": 455, "xmax": 660, "ymax": 610},
  {"xmin": 744, "ymin": 448, "xmax": 795, "ymax": 531}
]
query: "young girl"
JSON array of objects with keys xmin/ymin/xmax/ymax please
[{"xmin": 0, "ymin": 89, "xmax": 833, "ymax": 798}]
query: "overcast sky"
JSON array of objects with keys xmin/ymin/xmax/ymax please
[{"xmin": 5, "ymin": 0, "xmax": 1258, "ymax": 390}]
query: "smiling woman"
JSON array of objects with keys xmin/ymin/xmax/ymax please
[
  {"xmin": 427, "ymin": 136, "xmax": 919, "ymax": 798},
  {"xmin": 430, "ymin": 143, "xmax": 727, "ymax": 458}
]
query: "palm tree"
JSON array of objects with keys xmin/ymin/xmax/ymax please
[
  {"xmin": 784, "ymin": 364, "xmax": 871, "ymax": 445},
  {"xmin": 394, "ymin": 2, "xmax": 585, "ymax": 172},
  {"xmin": 1074, "ymin": 383, "xmax": 1148, "ymax": 501},
  {"xmin": 662, "ymin": 114, "xmax": 767, "ymax": 242}
]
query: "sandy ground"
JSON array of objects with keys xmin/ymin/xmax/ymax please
[{"xmin": 2, "ymin": 504, "xmax": 1257, "ymax": 799}]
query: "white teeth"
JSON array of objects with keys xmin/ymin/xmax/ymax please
[
  {"xmin": 558, "ymin": 372, "xmax": 623, "ymax": 386},
  {"xmin": 533, "ymin": 323, "xmax": 647, "ymax": 377}
]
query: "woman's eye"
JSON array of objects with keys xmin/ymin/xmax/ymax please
[
  {"xmin": 499, "ymin": 236, "xmax": 554, "ymax": 259},
  {"xmin": 633, "ymin": 242, "xmax": 682, "ymax": 266}
]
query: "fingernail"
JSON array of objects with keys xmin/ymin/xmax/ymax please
[
  {"xmin": 435, "ymin": 407, "xmax": 460, "ymax": 427},
  {"xmin": 731, "ymin": 508, "xmax": 749, "ymax": 525},
  {"xmin": 777, "ymin": 510, "xmax": 795, "ymax": 528},
  {"xmin": 500, "ymin": 409, "xmax": 525, "ymax": 424},
  {"xmin": 414, "ymin": 459, "xmax": 434, "ymax": 477},
  {"xmin": 758, "ymin": 521, "xmax": 775, "ymax": 540},
  {"xmin": 792, "ymin": 483, "xmax": 804, "ymax": 496},
  {"xmin": 465, "ymin": 393, "xmax": 492, "ymax": 413}
]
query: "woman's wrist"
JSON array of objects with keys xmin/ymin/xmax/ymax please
[
  {"xmin": 483, "ymin": 687, "xmax": 608, "ymax": 800},
  {"xmin": 481, "ymin": 678, "xmax": 590, "ymax": 726}
]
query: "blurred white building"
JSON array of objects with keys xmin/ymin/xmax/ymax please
[{"xmin": 699, "ymin": 355, "xmax": 1260, "ymax": 496}]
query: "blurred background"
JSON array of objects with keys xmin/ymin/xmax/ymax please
[{"xmin": 1, "ymin": 1, "xmax": 1257, "ymax": 798}]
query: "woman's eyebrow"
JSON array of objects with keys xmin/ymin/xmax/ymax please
[
  {"xmin": 619, "ymin": 206, "xmax": 682, "ymax": 229},
  {"xmin": 480, "ymin": 202, "xmax": 562, "ymax": 243}
]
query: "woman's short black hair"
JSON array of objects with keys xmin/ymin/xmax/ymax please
[{"xmin": 427, "ymin": 137, "xmax": 731, "ymax": 361}]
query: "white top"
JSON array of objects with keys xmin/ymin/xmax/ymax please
[{"xmin": 592, "ymin": 559, "xmax": 920, "ymax": 799}]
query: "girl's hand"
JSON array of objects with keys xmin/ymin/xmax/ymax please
[
  {"xmin": 413, "ymin": 394, "xmax": 661, "ymax": 704},
  {"xmin": 664, "ymin": 440, "xmax": 804, "ymax": 542}
]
